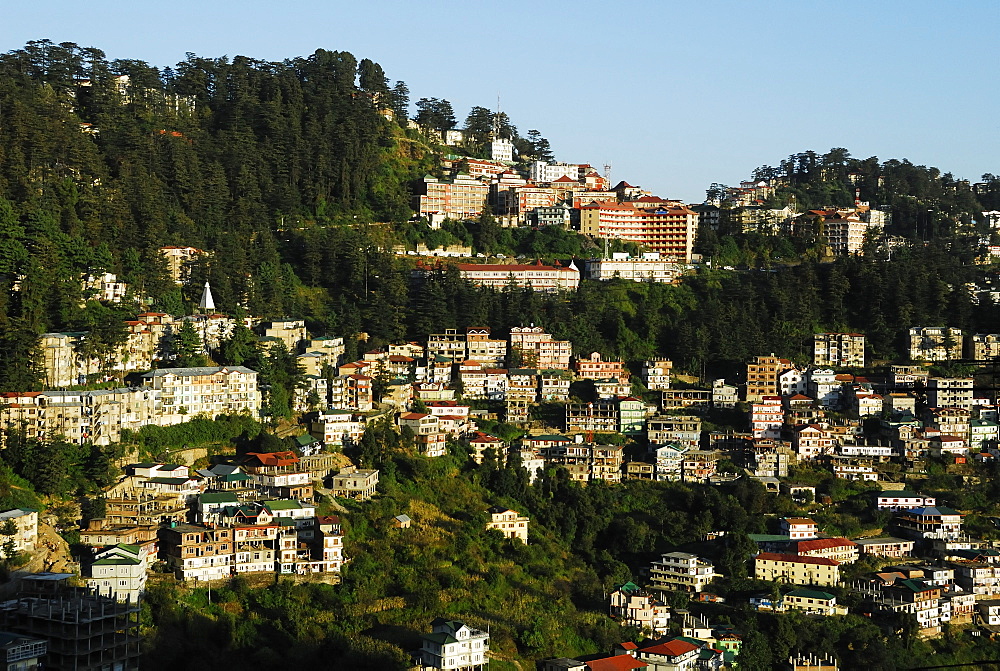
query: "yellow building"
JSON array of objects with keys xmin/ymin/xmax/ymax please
[
  {"xmin": 754, "ymin": 552, "xmax": 840, "ymax": 587},
  {"xmin": 486, "ymin": 506, "xmax": 529, "ymax": 543}
]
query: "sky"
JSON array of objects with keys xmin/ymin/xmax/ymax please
[{"xmin": 2, "ymin": 0, "xmax": 997, "ymax": 202}]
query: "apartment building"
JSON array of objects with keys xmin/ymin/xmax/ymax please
[
  {"xmin": 583, "ymin": 253, "xmax": 683, "ymax": 283},
  {"xmin": 455, "ymin": 261, "xmax": 579, "ymax": 292},
  {"xmin": 417, "ymin": 619, "xmax": 490, "ymax": 671},
  {"xmin": 813, "ymin": 332, "xmax": 865, "ymax": 368},
  {"xmin": 415, "ymin": 174, "xmax": 489, "ymax": 225},
  {"xmin": 648, "ymin": 552, "xmax": 721, "ymax": 592},
  {"xmin": 745, "ymin": 355, "xmax": 791, "ymax": 402},
  {"xmin": 754, "ymin": 553, "xmax": 840, "ymax": 587},
  {"xmin": 509, "ymin": 326, "xmax": 572, "ymax": 369},
  {"xmin": 574, "ymin": 352, "xmax": 628, "ymax": 381},
  {"xmin": 909, "ymin": 327, "xmax": 963, "ymax": 361},
  {"xmin": 159, "ymin": 523, "xmax": 235, "ymax": 580},
  {"xmin": 140, "ymin": 366, "xmax": 260, "ymax": 424},
  {"xmin": 647, "ymin": 415, "xmax": 702, "ymax": 447},
  {"xmin": 642, "ymin": 359, "xmax": 672, "ymax": 391},
  {"xmin": 926, "ymin": 378, "xmax": 974, "ymax": 410},
  {"xmin": 579, "ymin": 201, "xmax": 698, "ymax": 262},
  {"xmin": 968, "ymin": 333, "xmax": 1000, "ymax": 360}
]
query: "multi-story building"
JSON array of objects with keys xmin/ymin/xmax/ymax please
[
  {"xmin": 159, "ymin": 523, "xmax": 235, "ymax": 580},
  {"xmin": 565, "ymin": 402, "xmax": 618, "ymax": 434},
  {"xmin": 813, "ymin": 333, "xmax": 865, "ymax": 368},
  {"xmin": 0, "ymin": 509, "xmax": 37, "ymax": 554},
  {"xmin": 140, "ymin": 366, "xmax": 260, "ymax": 424},
  {"xmin": 754, "ymin": 553, "xmax": 840, "ymax": 586},
  {"xmin": 86, "ymin": 544, "xmax": 150, "ymax": 603},
  {"xmin": 159, "ymin": 245, "xmax": 204, "ymax": 284},
  {"xmin": 608, "ymin": 582, "xmax": 670, "ymax": 635},
  {"xmin": 745, "ymin": 355, "xmax": 791, "ymax": 402},
  {"xmin": 648, "ymin": 552, "xmax": 721, "ymax": 592},
  {"xmin": 782, "ymin": 589, "xmax": 847, "ymax": 616},
  {"xmin": 780, "ymin": 517, "xmax": 819, "ymax": 539},
  {"xmin": 642, "ymin": 360, "xmax": 672, "ymax": 391},
  {"xmin": 875, "ymin": 490, "xmax": 937, "ymax": 511},
  {"xmin": 330, "ymin": 467, "xmax": 379, "ymax": 501},
  {"xmin": 0, "ymin": 387, "xmax": 160, "ymax": 446},
  {"xmin": 792, "ymin": 538, "xmax": 858, "ymax": 564},
  {"xmin": 968, "ymin": 333, "xmax": 1000, "ymax": 361},
  {"xmin": 583, "ymin": 253, "xmax": 683, "ymax": 283},
  {"xmin": 0, "ymin": 574, "xmax": 140, "ymax": 671},
  {"xmin": 464, "ymin": 327, "xmax": 507, "ymax": 367},
  {"xmin": 509, "ymin": 326, "xmax": 572, "ymax": 369},
  {"xmin": 415, "ymin": 174, "xmax": 490, "ymax": 225},
  {"xmin": 895, "ymin": 506, "xmax": 963, "ymax": 541},
  {"xmin": 926, "ymin": 378, "xmax": 974, "ymax": 410},
  {"xmin": 750, "ymin": 397, "xmax": 784, "ymax": 439},
  {"xmin": 579, "ymin": 201, "xmax": 698, "ymax": 262},
  {"xmin": 454, "ymin": 261, "xmax": 579, "ymax": 292},
  {"xmin": 909, "ymin": 327, "xmax": 963, "ymax": 361},
  {"xmin": 417, "ymin": 619, "xmax": 490, "ymax": 671},
  {"xmin": 486, "ymin": 507, "xmax": 529, "ymax": 543},
  {"xmin": 574, "ymin": 352, "xmax": 628, "ymax": 381}
]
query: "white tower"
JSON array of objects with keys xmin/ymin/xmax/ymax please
[{"xmin": 198, "ymin": 281, "xmax": 215, "ymax": 312}]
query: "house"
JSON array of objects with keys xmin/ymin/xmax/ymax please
[
  {"xmin": 792, "ymin": 538, "xmax": 858, "ymax": 564},
  {"xmin": 635, "ymin": 638, "xmax": 700, "ymax": 671},
  {"xmin": 0, "ymin": 509, "xmax": 38, "ymax": 553},
  {"xmin": 416, "ymin": 619, "xmax": 489, "ymax": 671},
  {"xmin": 609, "ymin": 582, "xmax": 670, "ymax": 635},
  {"xmin": 874, "ymin": 490, "xmax": 936, "ymax": 511},
  {"xmin": 648, "ymin": 552, "xmax": 721, "ymax": 593},
  {"xmin": 979, "ymin": 599, "xmax": 1000, "ymax": 626},
  {"xmin": 159, "ymin": 523, "xmax": 235, "ymax": 580},
  {"xmin": 782, "ymin": 589, "xmax": 847, "ymax": 616},
  {"xmin": 780, "ymin": 517, "xmax": 818, "ymax": 540},
  {"xmin": 754, "ymin": 553, "xmax": 840, "ymax": 587},
  {"xmin": 86, "ymin": 543, "xmax": 149, "ymax": 603},
  {"xmin": 330, "ymin": 466, "xmax": 379, "ymax": 501},
  {"xmin": 854, "ymin": 537, "xmax": 915, "ymax": 558},
  {"xmin": 486, "ymin": 506, "xmax": 529, "ymax": 543},
  {"xmin": 895, "ymin": 506, "xmax": 963, "ymax": 541},
  {"xmin": 0, "ymin": 632, "xmax": 47, "ymax": 669}
]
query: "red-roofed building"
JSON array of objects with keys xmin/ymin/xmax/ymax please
[
  {"xmin": 586, "ymin": 655, "xmax": 648, "ymax": 671},
  {"xmin": 579, "ymin": 201, "xmax": 697, "ymax": 262},
  {"xmin": 636, "ymin": 639, "xmax": 700, "ymax": 668},
  {"xmin": 454, "ymin": 261, "xmax": 579, "ymax": 292},
  {"xmin": 793, "ymin": 537, "xmax": 859, "ymax": 563}
]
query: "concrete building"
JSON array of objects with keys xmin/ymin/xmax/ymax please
[
  {"xmin": 908, "ymin": 327, "xmax": 963, "ymax": 361},
  {"xmin": 813, "ymin": 333, "xmax": 865, "ymax": 368},
  {"xmin": 486, "ymin": 506, "xmax": 529, "ymax": 543},
  {"xmin": 454, "ymin": 261, "xmax": 579, "ymax": 292},
  {"xmin": 509, "ymin": 326, "xmax": 572, "ymax": 370},
  {"xmin": 579, "ymin": 201, "xmax": 698, "ymax": 262},
  {"xmin": 417, "ymin": 619, "xmax": 489, "ymax": 671},
  {"xmin": 754, "ymin": 553, "xmax": 840, "ymax": 587},
  {"xmin": 583, "ymin": 253, "xmax": 683, "ymax": 283},
  {"xmin": 140, "ymin": 366, "xmax": 260, "ymax": 425},
  {"xmin": 415, "ymin": 174, "xmax": 489, "ymax": 226},
  {"xmin": 648, "ymin": 552, "xmax": 721, "ymax": 592}
]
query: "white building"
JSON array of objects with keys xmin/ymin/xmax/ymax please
[
  {"xmin": 418, "ymin": 619, "xmax": 489, "ymax": 671},
  {"xmin": 648, "ymin": 551, "xmax": 721, "ymax": 592},
  {"xmin": 583, "ymin": 253, "xmax": 683, "ymax": 283},
  {"xmin": 140, "ymin": 366, "xmax": 261, "ymax": 424},
  {"xmin": 0, "ymin": 508, "xmax": 38, "ymax": 554}
]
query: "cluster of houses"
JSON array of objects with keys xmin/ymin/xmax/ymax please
[{"xmin": 602, "ymin": 507, "xmax": 1000, "ymax": 642}]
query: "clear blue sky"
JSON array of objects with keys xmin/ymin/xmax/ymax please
[{"xmin": 3, "ymin": 0, "xmax": 997, "ymax": 202}]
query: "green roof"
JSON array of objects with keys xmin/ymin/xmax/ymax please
[
  {"xmin": 200, "ymin": 492, "xmax": 239, "ymax": 504},
  {"xmin": 265, "ymin": 500, "xmax": 302, "ymax": 511},
  {"xmin": 423, "ymin": 632, "xmax": 458, "ymax": 645},
  {"xmin": 92, "ymin": 557, "xmax": 140, "ymax": 566},
  {"xmin": 748, "ymin": 534, "xmax": 792, "ymax": 543},
  {"xmin": 787, "ymin": 589, "xmax": 835, "ymax": 600}
]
